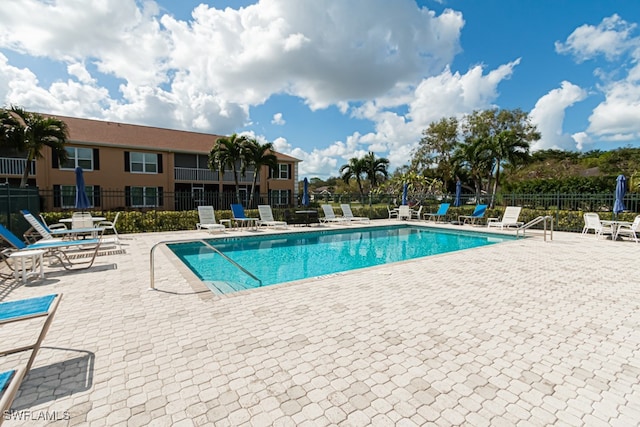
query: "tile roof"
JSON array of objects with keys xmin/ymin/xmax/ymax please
[{"xmin": 47, "ymin": 114, "xmax": 300, "ymax": 161}]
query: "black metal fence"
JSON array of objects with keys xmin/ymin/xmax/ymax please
[{"xmin": 0, "ymin": 185, "xmax": 41, "ymax": 237}]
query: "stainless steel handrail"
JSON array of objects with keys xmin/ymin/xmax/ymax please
[
  {"xmin": 150, "ymin": 238, "xmax": 262, "ymax": 290},
  {"xmin": 516, "ymin": 215, "xmax": 554, "ymax": 241}
]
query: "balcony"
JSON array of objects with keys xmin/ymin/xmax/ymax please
[
  {"xmin": 174, "ymin": 167, "xmax": 259, "ymax": 183},
  {"xmin": 0, "ymin": 157, "xmax": 35, "ymax": 176}
]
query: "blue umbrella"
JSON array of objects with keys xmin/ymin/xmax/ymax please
[
  {"xmin": 613, "ymin": 174, "xmax": 626, "ymax": 217},
  {"xmin": 401, "ymin": 183, "xmax": 408, "ymax": 205},
  {"xmin": 75, "ymin": 167, "xmax": 91, "ymax": 210},
  {"xmin": 302, "ymin": 177, "xmax": 310, "ymax": 207},
  {"xmin": 454, "ymin": 179, "xmax": 461, "ymax": 207}
]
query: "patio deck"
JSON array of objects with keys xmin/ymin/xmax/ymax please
[{"xmin": 1, "ymin": 220, "xmax": 639, "ymax": 426}]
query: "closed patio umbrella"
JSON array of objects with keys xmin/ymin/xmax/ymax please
[
  {"xmin": 401, "ymin": 183, "xmax": 408, "ymax": 205},
  {"xmin": 75, "ymin": 167, "xmax": 91, "ymax": 210},
  {"xmin": 454, "ymin": 179, "xmax": 461, "ymax": 207},
  {"xmin": 614, "ymin": 174, "xmax": 626, "ymax": 218},
  {"xmin": 302, "ymin": 177, "xmax": 310, "ymax": 207}
]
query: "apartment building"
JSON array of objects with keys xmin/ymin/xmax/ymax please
[{"xmin": 0, "ymin": 115, "xmax": 300, "ymax": 211}]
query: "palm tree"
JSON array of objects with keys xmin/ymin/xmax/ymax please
[
  {"xmin": 208, "ymin": 133, "xmax": 247, "ymax": 204},
  {"xmin": 244, "ymin": 138, "xmax": 278, "ymax": 207},
  {"xmin": 1, "ymin": 106, "xmax": 69, "ymax": 188},
  {"xmin": 339, "ymin": 157, "xmax": 366, "ymax": 197},
  {"xmin": 362, "ymin": 152, "xmax": 389, "ymax": 189}
]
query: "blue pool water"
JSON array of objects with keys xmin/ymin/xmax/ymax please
[{"xmin": 168, "ymin": 225, "xmax": 515, "ymax": 294}]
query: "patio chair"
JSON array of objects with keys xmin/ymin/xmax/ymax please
[
  {"xmin": 459, "ymin": 204, "xmax": 488, "ymax": 225},
  {"xmin": 487, "ymin": 206, "xmax": 523, "ymax": 229},
  {"xmin": 320, "ymin": 205, "xmax": 349, "ymax": 224},
  {"xmin": 71, "ymin": 212, "xmax": 93, "ymax": 230},
  {"xmin": 0, "ymin": 224, "xmax": 104, "ymax": 270},
  {"xmin": 340, "ymin": 204, "xmax": 370, "ymax": 223},
  {"xmin": 614, "ymin": 215, "xmax": 640, "ymax": 243},
  {"xmin": 257, "ymin": 205, "xmax": 288, "ymax": 228},
  {"xmin": 230, "ymin": 204, "xmax": 258, "ymax": 230},
  {"xmin": 387, "ymin": 206, "xmax": 399, "ymax": 220},
  {"xmin": 0, "ymin": 294, "xmax": 62, "ymax": 373},
  {"xmin": 423, "ymin": 203, "xmax": 450, "ymax": 222},
  {"xmin": 581, "ymin": 213, "xmax": 613, "ymax": 239},
  {"xmin": 410, "ymin": 206, "xmax": 423, "ymax": 220},
  {"xmin": 96, "ymin": 212, "xmax": 121, "ymax": 243},
  {"xmin": 398, "ymin": 205, "xmax": 411, "ymax": 220},
  {"xmin": 196, "ymin": 206, "xmax": 226, "ymax": 233}
]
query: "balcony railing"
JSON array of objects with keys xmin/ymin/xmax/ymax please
[
  {"xmin": 0, "ymin": 157, "xmax": 35, "ymax": 176},
  {"xmin": 174, "ymin": 167, "xmax": 258, "ymax": 183}
]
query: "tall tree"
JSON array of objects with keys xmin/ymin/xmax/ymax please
[
  {"xmin": 208, "ymin": 133, "xmax": 247, "ymax": 204},
  {"xmin": 362, "ymin": 152, "xmax": 389, "ymax": 189},
  {"xmin": 339, "ymin": 157, "xmax": 366, "ymax": 197},
  {"xmin": 412, "ymin": 117, "xmax": 459, "ymax": 190},
  {"xmin": 1, "ymin": 106, "xmax": 69, "ymax": 188},
  {"xmin": 243, "ymin": 138, "xmax": 278, "ymax": 207}
]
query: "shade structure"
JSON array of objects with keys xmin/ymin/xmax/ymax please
[
  {"xmin": 454, "ymin": 179, "xmax": 462, "ymax": 207},
  {"xmin": 613, "ymin": 174, "xmax": 626, "ymax": 216},
  {"xmin": 75, "ymin": 167, "xmax": 91, "ymax": 210},
  {"xmin": 401, "ymin": 183, "xmax": 408, "ymax": 205},
  {"xmin": 302, "ymin": 177, "xmax": 310, "ymax": 207}
]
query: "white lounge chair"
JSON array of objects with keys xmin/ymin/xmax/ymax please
[
  {"xmin": 257, "ymin": 205, "xmax": 288, "ymax": 228},
  {"xmin": 340, "ymin": 204, "xmax": 370, "ymax": 223},
  {"xmin": 320, "ymin": 205, "xmax": 349, "ymax": 224},
  {"xmin": 614, "ymin": 215, "xmax": 640, "ymax": 243},
  {"xmin": 582, "ymin": 213, "xmax": 613, "ymax": 239},
  {"xmin": 196, "ymin": 206, "xmax": 226, "ymax": 233},
  {"xmin": 487, "ymin": 206, "xmax": 523, "ymax": 229}
]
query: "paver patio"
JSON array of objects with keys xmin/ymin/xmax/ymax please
[{"xmin": 1, "ymin": 221, "xmax": 639, "ymax": 426}]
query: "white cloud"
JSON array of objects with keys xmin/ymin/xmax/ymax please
[
  {"xmin": 555, "ymin": 14, "xmax": 637, "ymax": 62},
  {"xmin": 587, "ymin": 80, "xmax": 640, "ymax": 140},
  {"xmin": 529, "ymin": 81, "xmax": 588, "ymax": 151},
  {"xmin": 271, "ymin": 113, "xmax": 285, "ymax": 125}
]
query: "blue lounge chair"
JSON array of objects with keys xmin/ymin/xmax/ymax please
[
  {"xmin": 0, "ymin": 294, "xmax": 62, "ymax": 414},
  {"xmin": 458, "ymin": 204, "xmax": 488, "ymax": 225},
  {"xmin": 0, "ymin": 224, "xmax": 103, "ymax": 270},
  {"xmin": 230, "ymin": 204, "xmax": 259, "ymax": 230},
  {"xmin": 0, "ymin": 294, "xmax": 62, "ymax": 371},
  {"xmin": 424, "ymin": 203, "xmax": 450, "ymax": 222}
]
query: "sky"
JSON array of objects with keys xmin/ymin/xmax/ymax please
[{"xmin": 1, "ymin": 0, "xmax": 639, "ymax": 179}]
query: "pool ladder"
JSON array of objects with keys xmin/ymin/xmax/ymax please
[
  {"xmin": 149, "ymin": 238, "xmax": 262, "ymax": 290},
  {"xmin": 516, "ymin": 215, "xmax": 554, "ymax": 241}
]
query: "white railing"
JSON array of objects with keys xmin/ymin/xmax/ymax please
[
  {"xmin": 174, "ymin": 167, "xmax": 259, "ymax": 183},
  {"xmin": 0, "ymin": 157, "xmax": 35, "ymax": 176}
]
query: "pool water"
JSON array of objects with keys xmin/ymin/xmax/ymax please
[{"xmin": 168, "ymin": 225, "xmax": 515, "ymax": 294}]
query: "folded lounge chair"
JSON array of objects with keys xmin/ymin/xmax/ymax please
[
  {"xmin": 196, "ymin": 206, "xmax": 226, "ymax": 233},
  {"xmin": 424, "ymin": 203, "xmax": 450, "ymax": 222},
  {"xmin": 339, "ymin": 204, "xmax": 370, "ymax": 223},
  {"xmin": 0, "ymin": 294, "xmax": 62, "ymax": 416},
  {"xmin": 320, "ymin": 205, "xmax": 349, "ymax": 224},
  {"xmin": 458, "ymin": 204, "xmax": 488, "ymax": 225},
  {"xmin": 257, "ymin": 205, "xmax": 288, "ymax": 228},
  {"xmin": 0, "ymin": 224, "xmax": 103, "ymax": 270},
  {"xmin": 230, "ymin": 204, "xmax": 258, "ymax": 230},
  {"xmin": 487, "ymin": 206, "xmax": 523, "ymax": 229}
]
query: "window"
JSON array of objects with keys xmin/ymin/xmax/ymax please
[
  {"xmin": 270, "ymin": 190, "xmax": 290, "ymax": 207},
  {"xmin": 276, "ymin": 164, "xmax": 289, "ymax": 179},
  {"xmin": 130, "ymin": 152, "xmax": 158, "ymax": 173},
  {"xmin": 128, "ymin": 187, "xmax": 161, "ymax": 207},
  {"xmin": 60, "ymin": 147, "xmax": 94, "ymax": 170},
  {"xmin": 57, "ymin": 185, "xmax": 97, "ymax": 208}
]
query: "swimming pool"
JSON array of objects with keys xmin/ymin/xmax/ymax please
[{"xmin": 168, "ymin": 225, "xmax": 515, "ymax": 294}]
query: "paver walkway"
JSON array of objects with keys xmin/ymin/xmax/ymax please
[{"xmin": 1, "ymin": 221, "xmax": 639, "ymax": 426}]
